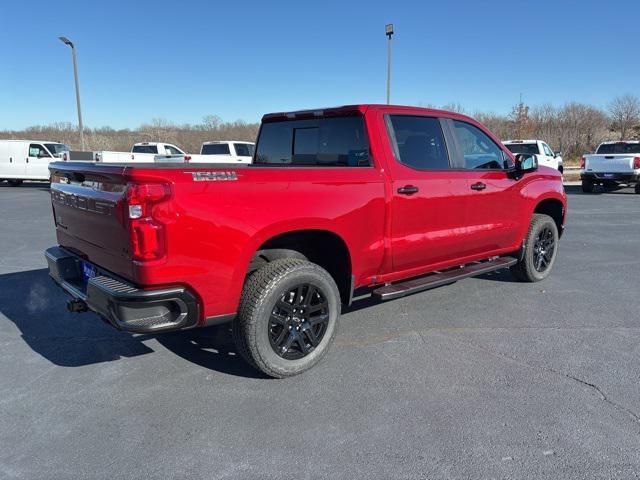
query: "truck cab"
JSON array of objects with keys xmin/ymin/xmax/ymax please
[{"xmin": 199, "ymin": 141, "xmax": 254, "ymax": 163}]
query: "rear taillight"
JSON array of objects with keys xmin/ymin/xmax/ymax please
[
  {"xmin": 184, "ymin": 155, "xmax": 191, "ymax": 162},
  {"xmin": 62, "ymin": 152, "xmax": 68, "ymax": 161},
  {"xmin": 126, "ymin": 182, "xmax": 171, "ymax": 261},
  {"xmin": 634, "ymin": 157, "xmax": 640, "ymax": 170},
  {"xmin": 580, "ymin": 156, "xmax": 586, "ymax": 169}
]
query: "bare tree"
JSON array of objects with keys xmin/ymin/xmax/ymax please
[
  {"xmin": 608, "ymin": 94, "xmax": 640, "ymax": 139},
  {"xmin": 508, "ymin": 101, "xmax": 535, "ymax": 139}
]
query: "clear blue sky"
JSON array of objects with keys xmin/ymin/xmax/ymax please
[{"xmin": 1, "ymin": 0, "xmax": 638, "ymax": 130}]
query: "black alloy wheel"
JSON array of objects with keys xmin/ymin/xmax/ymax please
[
  {"xmin": 532, "ymin": 227, "xmax": 556, "ymax": 273},
  {"xmin": 269, "ymin": 283, "xmax": 329, "ymax": 360}
]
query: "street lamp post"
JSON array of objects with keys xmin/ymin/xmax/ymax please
[
  {"xmin": 385, "ymin": 24, "xmax": 394, "ymax": 105},
  {"xmin": 59, "ymin": 36, "xmax": 85, "ymax": 151}
]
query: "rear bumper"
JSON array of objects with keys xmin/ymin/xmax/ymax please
[
  {"xmin": 581, "ymin": 172, "xmax": 639, "ymax": 183},
  {"xmin": 45, "ymin": 246, "xmax": 199, "ymax": 333}
]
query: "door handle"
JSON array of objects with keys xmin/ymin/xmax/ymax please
[
  {"xmin": 470, "ymin": 182, "xmax": 486, "ymax": 191},
  {"xmin": 397, "ymin": 185, "xmax": 419, "ymax": 195}
]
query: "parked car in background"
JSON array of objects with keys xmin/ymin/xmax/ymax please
[
  {"xmin": 0, "ymin": 140, "xmax": 70, "ymax": 185},
  {"xmin": 503, "ymin": 140, "xmax": 563, "ymax": 173},
  {"xmin": 94, "ymin": 142, "xmax": 187, "ymax": 163},
  {"xmin": 580, "ymin": 141, "xmax": 640, "ymax": 193},
  {"xmin": 198, "ymin": 141, "xmax": 254, "ymax": 163},
  {"xmin": 45, "ymin": 104, "xmax": 566, "ymax": 378}
]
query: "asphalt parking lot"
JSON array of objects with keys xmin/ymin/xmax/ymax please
[{"xmin": 0, "ymin": 182, "xmax": 638, "ymax": 479}]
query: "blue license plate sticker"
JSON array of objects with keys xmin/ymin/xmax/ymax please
[{"xmin": 82, "ymin": 262, "xmax": 97, "ymax": 281}]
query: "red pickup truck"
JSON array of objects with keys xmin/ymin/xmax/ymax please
[{"xmin": 46, "ymin": 105, "xmax": 566, "ymax": 377}]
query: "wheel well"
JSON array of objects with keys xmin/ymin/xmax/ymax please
[
  {"xmin": 534, "ymin": 199, "xmax": 564, "ymax": 237},
  {"xmin": 250, "ymin": 230, "xmax": 352, "ymax": 304}
]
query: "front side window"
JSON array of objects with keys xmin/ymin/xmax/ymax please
[
  {"xmin": 28, "ymin": 144, "xmax": 50, "ymax": 158},
  {"xmin": 234, "ymin": 143, "xmax": 254, "ymax": 157},
  {"xmin": 132, "ymin": 145, "xmax": 158, "ymax": 154},
  {"xmin": 387, "ymin": 115, "xmax": 449, "ymax": 170},
  {"xmin": 165, "ymin": 145, "xmax": 183, "ymax": 155},
  {"xmin": 255, "ymin": 116, "xmax": 370, "ymax": 167},
  {"xmin": 542, "ymin": 143, "xmax": 554, "ymax": 156},
  {"xmin": 453, "ymin": 121, "xmax": 505, "ymax": 169}
]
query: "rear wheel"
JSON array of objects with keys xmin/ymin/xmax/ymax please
[
  {"xmin": 635, "ymin": 184, "xmax": 640, "ymax": 195},
  {"xmin": 511, "ymin": 214, "xmax": 559, "ymax": 283},
  {"xmin": 233, "ymin": 258, "xmax": 340, "ymax": 378},
  {"xmin": 7, "ymin": 179, "xmax": 23, "ymax": 187},
  {"xmin": 581, "ymin": 179, "xmax": 593, "ymax": 193}
]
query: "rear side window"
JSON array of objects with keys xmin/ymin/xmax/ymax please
[
  {"xmin": 132, "ymin": 145, "xmax": 158, "ymax": 154},
  {"xmin": 234, "ymin": 143, "xmax": 254, "ymax": 157},
  {"xmin": 596, "ymin": 143, "xmax": 640, "ymax": 154},
  {"xmin": 505, "ymin": 143, "xmax": 540, "ymax": 155},
  {"xmin": 453, "ymin": 121, "xmax": 505, "ymax": 169},
  {"xmin": 255, "ymin": 116, "xmax": 370, "ymax": 166},
  {"xmin": 387, "ymin": 115, "xmax": 449, "ymax": 170},
  {"xmin": 202, "ymin": 144, "xmax": 231, "ymax": 155}
]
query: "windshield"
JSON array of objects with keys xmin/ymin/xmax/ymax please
[
  {"xmin": 132, "ymin": 145, "xmax": 158, "ymax": 154},
  {"xmin": 44, "ymin": 143, "xmax": 69, "ymax": 156},
  {"xmin": 596, "ymin": 143, "xmax": 640, "ymax": 154},
  {"xmin": 505, "ymin": 143, "xmax": 540, "ymax": 155},
  {"xmin": 234, "ymin": 143, "xmax": 255, "ymax": 157}
]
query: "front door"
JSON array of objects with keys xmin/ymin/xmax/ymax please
[
  {"xmin": 447, "ymin": 119, "xmax": 522, "ymax": 257},
  {"xmin": 27, "ymin": 143, "xmax": 52, "ymax": 179},
  {"xmin": 385, "ymin": 114, "xmax": 471, "ymax": 276}
]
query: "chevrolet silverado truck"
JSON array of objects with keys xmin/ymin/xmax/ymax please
[
  {"xmin": 45, "ymin": 105, "xmax": 567, "ymax": 377},
  {"xmin": 580, "ymin": 141, "xmax": 640, "ymax": 193}
]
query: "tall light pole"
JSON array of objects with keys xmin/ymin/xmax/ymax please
[
  {"xmin": 385, "ymin": 24, "xmax": 394, "ymax": 105},
  {"xmin": 59, "ymin": 36, "xmax": 85, "ymax": 150}
]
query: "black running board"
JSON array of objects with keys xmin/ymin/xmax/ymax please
[{"xmin": 372, "ymin": 256, "xmax": 517, "ymax": 301}]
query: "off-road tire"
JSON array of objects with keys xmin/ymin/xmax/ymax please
[
  {"xmin": 581, "ymin": 179, "xmax": 593, "ymax": 193},
  {"xmin": 233, "ymin": 258, "xmax": 340, "ymax": 378},
  {"xmin": 510, "ymin": 213, "xmax": 559, "ymax": 283}
]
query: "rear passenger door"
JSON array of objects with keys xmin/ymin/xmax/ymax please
[
  {"xmin": 385, "ymin": 115, "xmax": 472, "ymax": 274},
  {"xmin": 447, "ymin": 119, "xmax": 522, "ymax": 257}
]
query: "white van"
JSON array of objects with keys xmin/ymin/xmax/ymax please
[{"xmin": 0, "ymin": 140, "xmax": 70, "ymax": 186}]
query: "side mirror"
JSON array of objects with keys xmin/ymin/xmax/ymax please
[
  {"xmin": 515, "ymin": 153, "xmax": 538, "ymax": 173},
  {"xmin": 554, "ymin": 151, "xmax": 562, "ymax": 158}
]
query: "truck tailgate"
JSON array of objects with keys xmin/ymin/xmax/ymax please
[
  {"xmin": 49, "ymin": 163, "xmax": 133, "ymax": 279},
  {"xmin": 585, "ymin": 154, "xmax": 635, "ymax": 173}
]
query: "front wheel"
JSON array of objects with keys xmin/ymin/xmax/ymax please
[
  {"xmin": 233, "ymin": 258, "xmax": 340, "ymax": 378},
  {"xmin": 7, "ymin": 179, "xmax": 23, "ymax": 187},
  {"xmin": 510, "ymin": 214, "xmax": 559, "ymax": 283},
  {"xmin": 635, "ymin": 183, "xmax": 640, "ymax": 195}
]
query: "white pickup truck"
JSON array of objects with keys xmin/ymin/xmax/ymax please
[
  {"xmin": 503, "ymin": 140, "xmax": 563, "ymax": 173},
  {"xmin": 93, "ymin": 142, "xmax": 187, "ymax": 163},
  {"xmin": 581, "ymin": 141, "xmax": 640, "ymax": 193}
]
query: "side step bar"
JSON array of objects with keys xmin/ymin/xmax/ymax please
[{"xmin": 372, "ymin": 256, "xmax": 517, "ymax": 301}]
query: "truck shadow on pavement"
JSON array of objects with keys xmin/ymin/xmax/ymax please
[{"xmin": 0, "ymin": 268, "xmax": 264, "ymax": 378}]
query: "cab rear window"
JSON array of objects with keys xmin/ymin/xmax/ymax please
[
  {"xmin": 132, "ymin": 145, "xmax": 158, "ymax": 154},
  {"xmin": 505, "ymin": 143, "xmax": 540, "ymax": 155},
  {"xmin": 596, "ymin": 143, "xmax": 640, "ymax": 154},
  {"xmin": 255, "ymin": 116, "xmax": 370, "ymax": 167}
]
